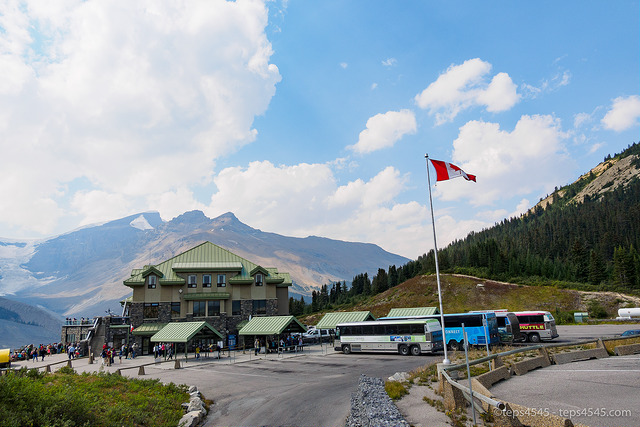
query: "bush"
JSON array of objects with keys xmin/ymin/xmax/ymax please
[
  {"xmin": 587, "ymin": 301, "xmax": 608, "ymax": 318},
  {"xmin": 384, "ymin": 380, "xmax": 408, "ymax": 400},
  {"xmin": 0, "ymin": 370, "xmax": 188, "ymax": 427}
]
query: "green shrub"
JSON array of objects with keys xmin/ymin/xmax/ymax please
[
  {"xmin": 384, "ymin": 380, "xmax": 408, "ymax": 400},
  {"xmin": 587, "ymin": 300, "xmax": 608, "ymax": 318},
  {"xmin": 0, "ymin": 370, "xmax": 189, "ymax": 427}
]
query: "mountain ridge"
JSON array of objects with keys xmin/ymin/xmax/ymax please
[{"xmin": 0, "ymin": 211, "xmax": 410, "ymax": 320}]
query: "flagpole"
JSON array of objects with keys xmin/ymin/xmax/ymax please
[{"xmin": 425, "ymin": 154, "xmax": 450, "ymax": 365}]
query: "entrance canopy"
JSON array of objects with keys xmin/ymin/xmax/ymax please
[
  {"xmin": 316, "ymin": 311, "xmax": 376, "ymax": 330},
  {"xmin": 132, "ymin": 323, "xmax": 167, "ymax": 336},
  {"xmin": 238, "ymin": 316, "xmax": 307, "ymax": 336},
  {"xmin": 150, "ymin": 321, "xmax": 223, "ymax": 343}
]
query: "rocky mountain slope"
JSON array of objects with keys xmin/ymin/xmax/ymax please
[
  {"xmin": 0, "ymin": 211, "xmax": 409, "ymax": 319},
  {"xmin": 0, "ymin": 296, "xmax": 62, "ymax": 349},
  {"xmin": 535, "ymin": 147, "xmax": 640, "ymax": 211}
]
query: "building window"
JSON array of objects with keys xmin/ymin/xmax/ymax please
[
  {"xmin": 255, "ymin": 273, "xmax": 263, "ymax": 286},
  {"xmin": 171, "ymin": 302, "xmax": 181, "ymax": 317},
  {"xmin": 207, "ymin": 300, "xmax": 220, "ymax": 316},
  {"xmin": 193, "ymin": 301, "xmax": 206, "ymax": 317},
  {"xmin": 217, "ymin": 274, "xmax": 226, "ymax": 287},
  {"xmin": 66, "ymin": 334, "xmax": 76, "ymax": 343},
  {"xmin": 203, "ymin": 274, "xmax": 212, "ymax": 288},
  {"xmin": 188, "ymin": 275, "xmax": 197, "ymax": 288},
  {"xmin": 143, "ymin": 303, "xmax": 159, "ymax": 319},
  {"xmin": 232, "ymin": 300, "xmax": 241, "ymax": 316},
  {"xmin": 252, "ymin": 299, "xmax": 266, "ymax": 315},
  {"xmin": 148, "ymin": 275, "xmax": 157, "ymax": 289}
]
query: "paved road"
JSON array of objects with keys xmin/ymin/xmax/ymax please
[
  {"xmin": 144, "ymin": 350, "xmax": 440, "ymax": 427},
  {"xmin": 490, "ymin": 355, "xmax": 640, "ymax": 427}
]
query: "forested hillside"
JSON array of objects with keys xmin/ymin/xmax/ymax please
[
  {"xmin": 293, "ymin": 143, "xmax": 640, "ymax": 316},
  {"xmin": 433, "ymin": 142, "xmax": 640, "ymax": 291}
]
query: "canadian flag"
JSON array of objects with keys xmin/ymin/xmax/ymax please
[{"xmin": 429, "ymin": 159, "xmax": 476, "ymax": 182}]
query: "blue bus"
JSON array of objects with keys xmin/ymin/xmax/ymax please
[{"xmin": 381, "ymin": 312, "xmax": 500, "ymax": 351}]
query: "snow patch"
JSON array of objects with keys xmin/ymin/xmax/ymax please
[{"xmin": 130, "ymin": 215, "xmax": 154, "ymax": 231}]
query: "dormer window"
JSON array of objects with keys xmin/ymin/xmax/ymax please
[
  {"xmin": 188, "ymin": 275, "xmax": 197, "ymax": 288},
  {"xmin": 148, "ymin": 276, "xmax": 157, "ymax": 289},
  {"xmin": 203, "ymin": 274, "xmax": 212, "ymax": 288},
  {"xmin": 255, "ymin": 273, "xmax": 263, "ymax": 286}
]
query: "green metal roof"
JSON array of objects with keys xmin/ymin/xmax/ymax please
[
  {"xmin": 123, "ymin": 242, "xmax": 292, "ymax": 288},
  {"xmin": 183, "ymin": 292, "xmax": 230, "ymax": 300},
  {"xmin": 238, "ymin": 316, "xmax": 307, "ymax": 336},
  {"xmin": 150, "ymin": 321, "xmax": 223, "ymax": 343},
  {"xmin": 315, "ymin": 311, "xmax": 377, "ymax": 329},
  {"xmin": 386, "ymin": 307, "xmax": 439, "ymax": 317},
  {"xmin": 132, "ymin": 323, "xmax": 167, "ymax": 336},
  {"xmin": 172, "ymin": 262, "xmax": 243, "ymax": 271}
]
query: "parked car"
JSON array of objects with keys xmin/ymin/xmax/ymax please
[
  {"xmin": 302, "ymin": 328, "xmax": 333, "ymax": 343},
  {"xmin": 620, "ymin": 329, "xmax": 640, "ymax": 337}
]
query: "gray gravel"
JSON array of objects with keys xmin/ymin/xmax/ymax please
[{"xmin": 345, "ymin": 375, "xmax": 410, "ymax": 427}]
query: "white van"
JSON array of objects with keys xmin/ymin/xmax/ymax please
[{"xmin": 302, "ymin": 328, "xmax": 332, "ymax": 343}]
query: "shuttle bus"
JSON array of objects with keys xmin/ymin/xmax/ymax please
[
  {"xmin": 381, "ymin": 312, "xmax": 501, "ymax": 351},
  {"xmin": 334, "ymin": 318, "xmax": 443, "ymax": 356},
  {"xmin": 513, "ymin": 311, "xmax": 559, "ymax": 342}
]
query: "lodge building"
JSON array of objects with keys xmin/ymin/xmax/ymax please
[{"xmin": 61, "ymin": 241, "xmax": 292, "ymax": 355}]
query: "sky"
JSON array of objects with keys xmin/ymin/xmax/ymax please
[{"xmin": 0, "ymin": 0, "xmax": 639, "ymax": 259}]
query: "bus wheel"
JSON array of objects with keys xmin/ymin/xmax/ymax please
[
  {"xmin": 410, "ymin": 345, "xmax": 421, "ymax": 356},
  {"xmin": 398, "ymin": 345, "xmax": 410, "ymax": 356},
  {"xmin": 449, "ymin": 341, "xmax": 461, "ymax": 351},
  {"xmin": 342, "ymin": 345, "xmax": 351, "ymax": 354},
  {"xmin": 529, "ymin": 333, "xmax": 541, "ymax": 343},
  {"xmin": 522, "ymin": 334, "xmax": 529, "ymax": 343}
]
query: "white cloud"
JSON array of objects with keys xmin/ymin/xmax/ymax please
[
  {"xmin": 432, "ymin": 115, "xmax": 573, "ymax": 206},
  {"xmin": 0, "ymin": 0, "xmax": 279, "ymax": 235},
  {"xmin": 573, "ymin": 112, "xmax": 592, "ymax": 129},
  {"xmin": 382, "ymin": 58, "xmax": 397, "ymax": 67},
  {"xmin": 414, "ymin": 58, "xmax": 519, "ymax": 125},
  {"xmin": 203, "ymin": 161, "xmax": 431, "ymax": 256},
  {"xmin": 349, "ymin": 109, "xmax": 417, "ymax": 154},
  {"xmin": 601, "ymin": 95, "xmax": 640, "ymax": 132},
  {"xmin": 522, "ymin": 70, "xmax": 572, "ymax": 99}
]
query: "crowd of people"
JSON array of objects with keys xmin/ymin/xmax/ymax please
[
  {"xmin": 253, "ymin": 334, "xmax": 304, "ymax": 355},
  {"xmin": 10, "ymin": 342, "xmax": 85, "ymax": 362}
]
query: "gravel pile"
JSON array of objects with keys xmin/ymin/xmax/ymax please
[{"xmin": 345, "ymin": 375, "xmax": 410, "ymax": 427}]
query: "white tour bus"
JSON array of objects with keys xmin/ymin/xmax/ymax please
[
  {"xmin": 334, "ymin": 318, "xmax": 443, "ymax": 356},
  {"xmin": 513, "ymin": 311, "xmax": 559, "ymax": 342}
]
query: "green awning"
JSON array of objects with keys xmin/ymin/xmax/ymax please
[
  {"xmin": 238, "ymin": 316, "xmax": 307, "ymax": 336},
  {"xmin": 316, "ymin": 311, "xmax": 376, "ymax": 329},
  {"xmin": 386, "ymin": 307, "xmax": 439, "ymax": 317},
  {"xmin": 150, "ymin": 321, "xmax": 223, "ymax": 343},
  {"xmin": 132, "ymin": 323, "xmax": 167, "ymax": 336},
  {"xmin": 183, "ymin": 292, "xmax": 230, "ymax": 300}
]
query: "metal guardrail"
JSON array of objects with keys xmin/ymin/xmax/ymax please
[{"xmin": 439, "ymin": 335, "xmax": 640, "ymax": 416}]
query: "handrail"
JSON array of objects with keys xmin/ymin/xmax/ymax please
[
  {"xmin": 441, "ymin": 369, "xmax": 505, "ymax": 410},
  {"xmin": 443, "ymin": 344, "xmax": 544, "ymax": 371}
]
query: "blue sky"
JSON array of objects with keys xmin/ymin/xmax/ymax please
[{"xmin": 0, "ymin": 0, "xmax": 638, "ymax": 258}]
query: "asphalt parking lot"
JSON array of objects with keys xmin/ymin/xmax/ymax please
[{"xmin": 490, "ymin": 355, "xmax": 640, "ymax": 427}]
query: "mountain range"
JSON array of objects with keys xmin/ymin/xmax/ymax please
[{"xmin": 0, "ymin": 210, "xmax": 409, "ymax": 348}]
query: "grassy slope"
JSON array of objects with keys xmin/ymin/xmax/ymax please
[{"xmin": 301, "ymin": 274, "xmax": 640, "ymax": 324}]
